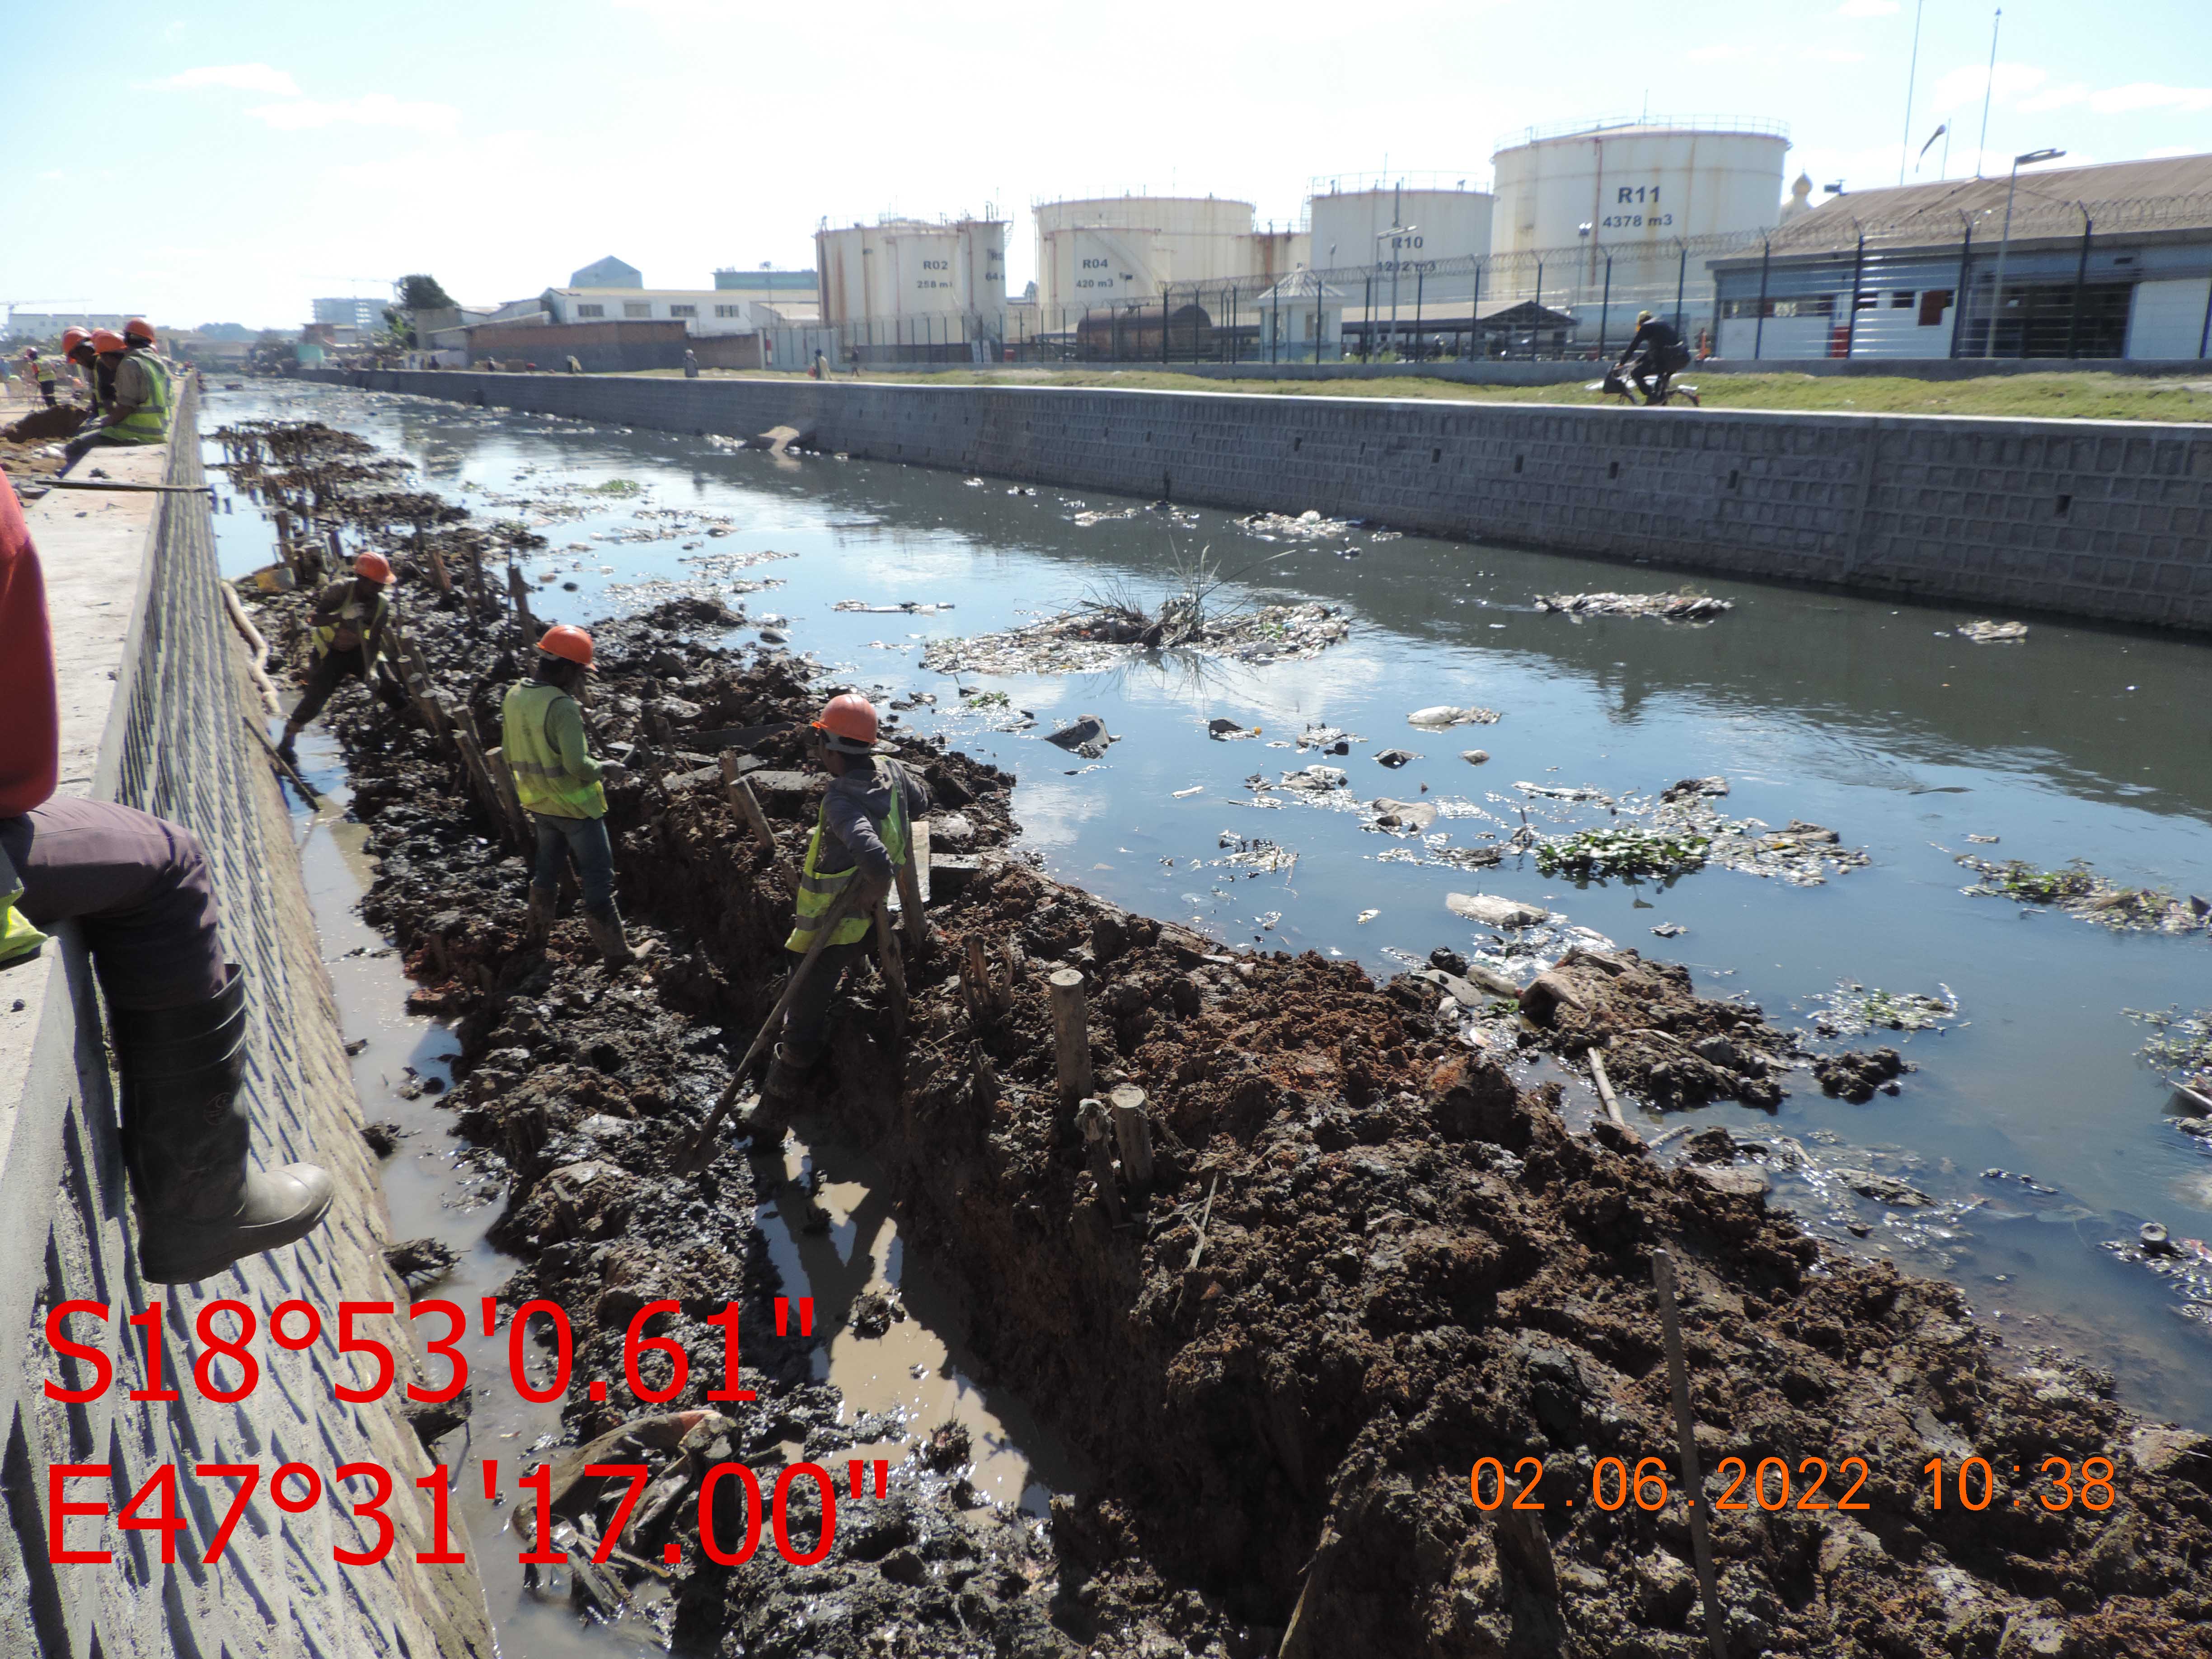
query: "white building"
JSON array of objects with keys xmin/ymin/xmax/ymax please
[
  {"xmin": 312, "ymin": 296, "xmax": 385, "ymax": 329},
  {"xmin": 539, "ymin": 288, "xmax": 771, "ymax": 335}
]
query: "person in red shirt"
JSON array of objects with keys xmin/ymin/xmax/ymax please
[{"xmin": 0, "ymin": 473, "xmax": 332, "ymax": 1283}]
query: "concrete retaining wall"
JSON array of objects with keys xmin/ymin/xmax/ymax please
[
  {"xmin": 0, "ymin": 397, "xmax": 492, "ymax": 1658},
  {"xmin": 314, "ymin": 368, "xmax": 2212, "ymax": 632},
  {"xmin": 1163, "ymin": 356, "xmax": 2212, "ymax": 385}
]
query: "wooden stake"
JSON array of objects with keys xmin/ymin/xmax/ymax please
[
  {"xmin": 720, "ymin": 752, "xmax": 795, "ymax": 886},
  {"xmin": 1652, "ymin": 1248, "xmax": 1729, "ymax": 1659},
  {"xmin": 893, "ymin": 819, "xmax": 928, "ymax": 953},
  {"xmin": 1048, "ymin": 968, "xmax": 1093, "ymax": 1105},
  {"xmin": 1109, "ymin": 1083, "xmax": 1154, "ymax": 1193},
  {"xmin": 1589, "ymin": 1047, "xmax": 1627, "ymax": 1128},
  {"xmin": 1078, "ymin": 1099, "xmax": 1123, "ymax": 1225},
  {"xmin": 874, "ymin": 901, "xmax": 907, "ymax": 1035},
  {"xmin": 244, "ymin": 715, "xmax": 320, "ymax": 807}
]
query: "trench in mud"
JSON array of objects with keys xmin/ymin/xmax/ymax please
[{"xmin": 257, "ymin": 556, "xmax": 1078, "ymax": 1659}]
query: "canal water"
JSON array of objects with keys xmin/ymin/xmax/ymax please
[{"xmin": 206, "ymin": 380, "xmax": 2212, "ymax": 1451}]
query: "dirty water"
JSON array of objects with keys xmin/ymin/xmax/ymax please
[
  {"xmin": 207, "ymin": 380, "xmax": 2212, "ymax": 1436},
  {"xmin": 231, "ymin": 469, "xmax": 1071, "ymax": 1658}
]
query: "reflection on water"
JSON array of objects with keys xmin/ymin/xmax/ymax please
[{"xmin": 211, "ymin": 380, "xmax": 2212, "ymax": 1432}]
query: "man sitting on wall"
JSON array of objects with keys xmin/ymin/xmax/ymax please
[{"xmin": 0, "ymin": 473, "xmax": 333, "ymax": 1282}]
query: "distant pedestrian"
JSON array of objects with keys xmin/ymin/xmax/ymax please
[
  {"xmin": 21, "ymin": 351, "xmax": 57, "ymax": 407},
  {"xmin": 683, "ymin": 348, "xmax": 699, "ymax": 379},
  {"xmin": 810, "ymin": 349, "xmax": 827, "ymax": 380},
  {"xmin": 565, "ymin": 355, "xmax": 584, "ymax": 374}
]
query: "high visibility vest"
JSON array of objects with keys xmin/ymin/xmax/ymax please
[
  {"xmin": 501, "ymin": 680, "xmax": 606, "ymax": 820},
  {"xmin": 786, "ymin": 759, "xmax": 909, "ymax": 953},
  {"xmin": 107, "ymin": 351, "xmax": 171, "ymax": 444},
  {"xmin": 0, "ymin": 848, "xmax": 50, "ymax": 970},
  {"xmin": 31, "ymin": 359, "xmax": 55, "ymax": 385},
  {"xmin": 311, "ymin": 587, "xmax": 390, "ymax": 659}
]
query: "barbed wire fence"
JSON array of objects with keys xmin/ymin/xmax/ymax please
[{"xmin": 763, "ymin": 189, "xmax": 2212, "ymax": 369}]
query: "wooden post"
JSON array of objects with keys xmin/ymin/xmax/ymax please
[
  {"xmin": 1652, "ymin": 1249, "xmax": 1729, "ymax": 1659},
  {"xmin": 1078, "ymin": 1099, "xmax": 1124, "ymax": 1225},
  {"xmin": 1589, "ymin": 1048, "xmax": 1627, "ymax": 1128},
  {"xmin": 874, "ymin": 903, "xmax": 907, "ymax": 1034},
  {"xmin": 508, "ymin": 559, "xmax": 538, "ymax": 640},
  {"xmin": 720, "ymin": 752, "xmax": 794, "ymax": 886},
  {"xmin": 422, "ymin": 530, "xmax": 452, "ymax": 595},
  {"xmin": 483, "ymin": 746, "xmax": 532, "ymax": 847},
  {"xmin": 1048, "ymin": 968, "xmax": 1092, "ymax": 1105},
  {"xmin": 273, "ymin": 508, "xmax": 296, "ymax": 575},
  {"xmin": 893, "ymin": 818, "xmax": 928, "ymax": 952},
  {"xmin": 1109, "ymin": 1084, "xmax": 1153, "ymax": 1194}
]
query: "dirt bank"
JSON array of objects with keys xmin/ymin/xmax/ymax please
[{"xmin": 242, "ymin": 419, "xmax": 2212, "ymax": 1659}]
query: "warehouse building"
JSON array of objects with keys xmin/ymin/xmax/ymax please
[{"xmin": 1708, "ymin": 154, "xmax": 2212, "ymax": 361}]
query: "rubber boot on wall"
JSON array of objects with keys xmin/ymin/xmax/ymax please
[{"xmin": 111, "ymin": 966, "xmax": 334, "ymax": 1283}]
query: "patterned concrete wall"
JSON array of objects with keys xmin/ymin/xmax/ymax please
[
  {"xmin": 322, "ymin": 368, "xmax": 2212, "ymax": 632},
  {"xmin": 0, "ymin": 394, "xmax": 492, "ymax": 1659}
]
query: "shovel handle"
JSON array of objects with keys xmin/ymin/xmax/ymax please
[{"xmin": 684, "ymin": 880, "xmax": 872, "ymax": 1158}]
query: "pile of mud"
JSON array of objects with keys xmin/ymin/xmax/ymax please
[
  {"xmin": 2, "ymin": 402, "xmax": 86, "ymax": 443},
  {"xmin": 244, "ymin": 418, "xmax": 2212, "ymax": 1658}
]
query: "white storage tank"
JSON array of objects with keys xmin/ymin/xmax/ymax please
[
  {"xmin": 815, "ymin": 218, "xmax": 1008, "ymax": 323},
  {"xmin": 1033, "ymin": 195, "xmax": 1258, "ymax": 318},
  {"xmin": 1490, "ymin": 117, "xmax": 1789, "ymax": 276},
  {"xmin": 1308, "ymin": 181, "xmax": 1494, "ymax": 274}
]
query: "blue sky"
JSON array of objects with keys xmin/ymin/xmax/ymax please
[{"xmin": 7, "ymin": 0, "xmax": 2209, "ymax": 329}]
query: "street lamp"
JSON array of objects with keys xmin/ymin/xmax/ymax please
[
  {"xmin": 1985, "ymin": 146, "xmax": 2065, "ymax": 356},
  {"xmin": 1378, "ymin": 223, "xmax": 1418, "ymax": 358}
]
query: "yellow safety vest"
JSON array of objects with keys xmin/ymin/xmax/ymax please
[
  {"xmin": 0, "ymin": 848, "xmax": 50, "ymax": 970},
  {"xmin": 785, "ymin": 759, "xmax": 909, "ymax": 953},
  {"xmin": 31, "ymin": 359, "xmax": 55, "ymax": 385},
  {"xmin": 501, "ymin": 681, "xmax": 607, "ymax": 819},
  {"xmin": 311, "ymin": 587, "xmax": 390, "ymax": 659},
  {"xmin": 107, "ymin": 351, "xmax": 171, "ymax": 444}
]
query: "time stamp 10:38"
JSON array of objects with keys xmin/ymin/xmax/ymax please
[{"xmin": 1470, "ymin": 1453, "xmax": 2119, "ymax": 1515}]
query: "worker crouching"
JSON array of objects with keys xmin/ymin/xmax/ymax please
[
  {"xmin": 757, "ymin": 693, "xmax": 930, "ymax": 1116},
  {"xmin": 502, "ymin": 625, "xmax": 645, "ymax": 967},
  {"xmin": 277, "ymin": 552, "xmax": 397, "ymax": 761}
]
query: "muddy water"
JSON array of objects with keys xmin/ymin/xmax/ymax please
[{"xmin": 207, "ymin": 380, "xmax": 2212, "ymax": 1437}]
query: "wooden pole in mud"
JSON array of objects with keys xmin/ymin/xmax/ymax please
[
  {"xmin": 1078, "ymin": 1099, "xmax": 1124, "ymax": 1224},
  {"xmin": 1652, "ymin": 1248, "xmax": 1729, "ymax": 1659},
  {"xmin": 1048, "ymin": 969, "xmax": 1093, "ymax": 1105},
  {"xmin": 1109, "ymin": 1084, "xmax": 1154, "ymax": 1193},
  {"xmin": 1589, "ymin": 1048, "xmax": 1627, "ymax": 1129}
]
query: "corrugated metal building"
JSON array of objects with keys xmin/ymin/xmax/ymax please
[{"xmin": 1708, "ymin": 155, "xmax": 2212, "ymax": 361}]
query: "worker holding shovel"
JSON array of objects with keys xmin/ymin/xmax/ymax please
[{"xmin": 751, "ymin": 693, "xmax": 930, "ymax": 1128}]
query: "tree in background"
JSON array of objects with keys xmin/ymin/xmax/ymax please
[
  {"xmin": 396, "ymin": 274, "xmax": 458, "ymax": 310},
  {"xmin": 380, "ymin": 275, "xmax": 460, "ymax": 349}
]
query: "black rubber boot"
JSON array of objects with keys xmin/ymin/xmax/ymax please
[
  {"xmin": 525, "ymin": 884, "xmax": 556, "ymax": 946},
  {"xmin": 583, "ymin": 902, "xmax": 641, "ymax": 967},
  {"xmin": 112, "ymin": 967, "xmax": 334, "ymax": 1284},
  {"xmin": 275, "ymin": 724, "xmax": 301, "ymax": 765}
]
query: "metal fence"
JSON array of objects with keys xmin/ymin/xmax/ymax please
[{"xmin": 773, "ymin": 188, "xmax": 2212, "ymax": 368}]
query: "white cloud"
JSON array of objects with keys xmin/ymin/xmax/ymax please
[
  {"xmin": 1928, "ymin": 60, "xmax": 2047, "ymax": 112},
  {"xmin": 1834, "ymin": 0, "xmax": 1898, "ymax": 15},
  {"xmin": 247, "ymin": 94, "xmax": 460, "ymax": 135},
  {"xmin": 2087, "ymin": 82, "xmax": 2212, "ymax": 115},
  {"xmin": 159, "ymin": 63, "xmax": 301, "ymax": 96}
]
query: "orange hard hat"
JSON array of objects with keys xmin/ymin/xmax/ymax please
[
  {"xmin": 354, "ymin": 551, "xmax": 395, "ymax": 585},
  {"xmin": 90, "ymin": 329, "xmax": 127, "ymax": 354},
  {"xmin": 812, "ymin": 692, "xmax": 878, "ymax": 750},
  {"xmin": 61, "ymin": 326, "xmax": 89, "ymax": 349},
  {"xmin": 536, "ymin": 623, "xmax": 595, "ymax": 670},
  {"xmin": 124, "ymin": 317, "xmax": 155, "ymax": 344}
]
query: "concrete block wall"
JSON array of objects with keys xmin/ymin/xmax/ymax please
[
  {"xmin": 317, "ymin": 369, "xmax": 2212, "ymax": 632},
  {"xmin": 0, "ymin": 395, "xmax": 492, "ymax": 1659}
]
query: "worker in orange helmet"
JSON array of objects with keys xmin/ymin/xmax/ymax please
[
  {"xmin": 755, "ymin": 691, "xmax": 930, "ymax": 1118},
  {"xmin": 501, "ymin": 624, "xmax": 643, "ymax": 966},
  {"xmin": 61, "ymin": 328, "xmax": 169, "ymax": 467},
  {"xmin": 60, "ymin": 327, "xmax": 102, "ymax": 412},
  {"xmin": 275, "ymin": 551, "xmax": 399, "ymax": 762}
]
